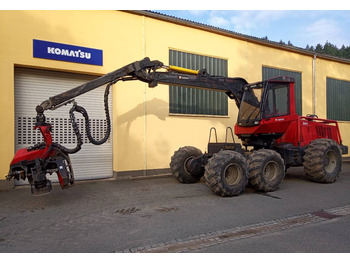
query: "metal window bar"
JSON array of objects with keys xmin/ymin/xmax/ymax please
[
  {"xmin": 327, "ymin": 77, "xmax": 350, "ymax": 121},
  {"xmin": 169, "ymin": 50, "xmax": 228, "ymax": 115}
]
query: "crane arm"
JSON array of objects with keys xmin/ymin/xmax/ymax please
[
  {"xmin": 8, "ymin": 57, "xmax": 248, "ymax": 195},
  {"xmin": 146, "ymin": 70, "xmax": 247, "ymax": 108},
  {"xmin": 37, "ymin": 57, "xmax": 164, "ymax": 112},
  {"xmin": 37, "ymin": 57, "xmax": 247, "ymax": 115}
]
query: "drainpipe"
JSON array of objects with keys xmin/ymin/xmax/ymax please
[
  {"xmin": 313, "ymin": 54, "xmax": 317, "ymax": 115},
  {"xmin": 142, "ymin": 15, "xmax": 147, "ymax": 176}
]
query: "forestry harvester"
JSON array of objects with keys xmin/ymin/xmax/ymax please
[{"xmin": 7, "ymin": 58, "xmax": 348, "ymax": 196}]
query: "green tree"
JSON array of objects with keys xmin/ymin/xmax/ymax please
[
  {"xmin": 315, "ymin": 43, "xmax": 323, "ymax": 53},
  {"xmin": 323, "ymin": 41, "xmax": 339, "ymax": 56}
]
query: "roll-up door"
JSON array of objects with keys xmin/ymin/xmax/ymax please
[{"xmin": 14, "ymin": 68, "xmax": 113, "ymax": 184}]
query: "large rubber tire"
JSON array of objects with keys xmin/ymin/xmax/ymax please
[
  {"xmin": 248, "ymin": 149, "xmax": 285, "ymax": 192},
  {"xmin": 170, "ymin": 146, "xmax": 204, "ymax": 183},
  {"xmin": 303, "ymin": 139, "xmax": 342, "ymax": 183},
  {"xmin": 204, "ymin": 151, "xmax": 248, "ymax": 197}
]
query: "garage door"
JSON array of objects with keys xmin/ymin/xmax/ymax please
[{"xmin": 14, "ymin": 68, "xmax": 113, "ymax": 184}]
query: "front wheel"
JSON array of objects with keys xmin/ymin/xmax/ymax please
[
  {"xmin": 204, "ymin": 151, "xmax": 248, "ymax": 197},
  {"xmin": 170, "ymin": 146, "xmax": 204, "ymax": 183}
]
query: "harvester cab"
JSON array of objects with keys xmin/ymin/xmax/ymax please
[
  {"xmin": 236, "ymin": 76, "xmax": 298, "ymax": 148},
  {"xmin": 238, "ymin": 77, "xmax": 295, "ymax": 127}
]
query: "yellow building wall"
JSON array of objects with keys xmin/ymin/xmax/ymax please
[
  {"xmin": 314, "ymin": 58, "xmax": 350, "ymax": 149},
  {"xmin": 0, "ymin": 10, "xmax": 147, "ymax": 179},
  {"xmin": 1, "ymin": 10, "xmax": 350, "ymax": 181}
]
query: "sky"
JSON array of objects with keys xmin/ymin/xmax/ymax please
[
  {"xmin": 3, "ymin": 1, "xmax": 350, "ymax": 50},
  {"xmin": 153, "ymin": 10, "xmax": 350, "ymax": 49}
]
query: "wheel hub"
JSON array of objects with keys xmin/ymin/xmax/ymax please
[
  {"xmin": 263, "ymin": 161, "xmax": 279, "ymax": 181},
  {"xmin": 224, "ymin": 163, "xmax": 242, "ymax": 186},
  {"xmin": 324, "ymin": 150, "xmax": 337, "ymax": 173},
  {"xmin": 185, "ymin": 156, "xmax": 204, "ymax": 175}
]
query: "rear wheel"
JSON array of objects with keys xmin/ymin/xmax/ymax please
[
  {"xmin": 170, "ymin": 146, "xmax": 204, "ymax": 183},
  {"xmin": 303, "ymin": 139, "xmax": 342, "ymax": 183},
  {"xmin": 204, "ymin": 151, "xmax": 248, "ymax": 197},
  {"xmin": 248, "ymin": 149, "xmax": 285, "ymax": 192}
]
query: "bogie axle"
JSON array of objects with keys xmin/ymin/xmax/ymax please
[{"xmin": 169, "ymin": 127, "xmax": 347, "ymax": 197}]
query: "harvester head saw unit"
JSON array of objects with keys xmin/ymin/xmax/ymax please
[{"xmin": 8, "ymin": 114, "xmax": 74, "ymax": 195}]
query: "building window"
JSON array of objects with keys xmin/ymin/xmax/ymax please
[
  {"xmin": 169, "ymin": 50, "xmax": 228, "ymax": 116},
  {"xmin": 262, "ymin": 66, "xmax": 302, "ymax": 115},
  {"xmin": 327, "ymin": 77, "xmax": 350, "ymax": 121}
]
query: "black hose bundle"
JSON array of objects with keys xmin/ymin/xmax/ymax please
[
  {"xmin": 30, "ymin": 82, "xmax": 112, "ymax": 155},
  {"xmin": 71, "ymin": 83, "xmax": 111, "ymax": 146}
]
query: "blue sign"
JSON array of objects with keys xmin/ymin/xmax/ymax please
[{"xmin": 33, "ymin": 39, "xmax": 103, "ymax": 66}]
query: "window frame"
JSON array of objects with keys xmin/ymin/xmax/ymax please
[
  {"xmin": 326, "ymin": 77, "xmax": 350, "ymax": 121},
  {"xmin": 169, "ymin": 50, "xmax": 229, "ymax": 116}
]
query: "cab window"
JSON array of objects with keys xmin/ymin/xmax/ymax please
[{"xmin": 264, "ymin": 83, "xmax": 289, "ymax": 118}]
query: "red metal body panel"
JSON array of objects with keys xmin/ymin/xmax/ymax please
[
  {"xmin": 10, "ymin": 124, "xmax": 54, "ymax": 165},
  {"xmin": 289, "ymin": 82, "xmax": 296, "ymax": 115},
  {"xmin": 293, "ymin": 116, "xmax": 342, "ymax": 146},
  {"xmin": 235, "ymin": 113, "xmax": 299, "ymax": 139},
  {"xmin": 235, "ymin": 115, "xmax": 342, "ymax": 147},
  {"xmin": 10, "ymin": 148, "xmax": 48, "ymax": 165}
]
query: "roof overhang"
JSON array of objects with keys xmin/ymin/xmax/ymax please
[{"xmin": 124, "ymin": 10, "xmax": 350, "ymax": 65}]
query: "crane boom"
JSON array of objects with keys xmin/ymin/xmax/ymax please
[{"xmin": 38, "ymin": 57, "xmax": 247, "ymax": 113}]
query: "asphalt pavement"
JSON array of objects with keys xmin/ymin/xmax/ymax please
[{"xmin": 1, "ymin": 162, "xmax": 350, "ymax": 253}]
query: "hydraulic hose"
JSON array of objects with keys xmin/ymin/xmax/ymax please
[
  {"xmin": 31, "ymin": 82, "xmax": 113, "ymax": 155},
  {"xmin": 70, "ymin": 82, "xmax": 111, "ymax": 146}
]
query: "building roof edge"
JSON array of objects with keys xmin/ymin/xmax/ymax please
[{"xmin": 123, "ymin": 10, "xmax": 350, "ymax": 65}]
